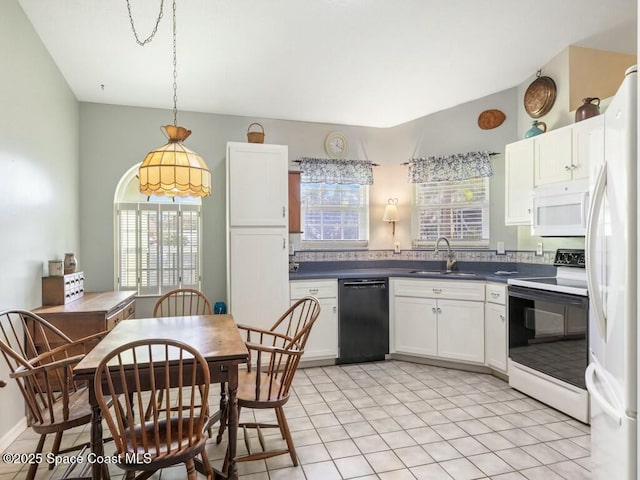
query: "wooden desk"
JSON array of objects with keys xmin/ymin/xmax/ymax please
[
  {"xmin": 33, "ymin": 291, "xmax": 136, "ymax": 351},
  {"xmin": 73, "ymin": 314, "xmax": 248, "ymax": 480}
]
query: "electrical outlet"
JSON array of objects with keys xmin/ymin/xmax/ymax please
[
  {"xmin": 394, "ymin": 242, "xmax": 401, "ymax": 254},
  {"xmin": 496, "ymin": 241, "xmax": 506, "ymax": 255},
  {"xmin": 536, "ymin": 242, "xmax": 544, "ymax": 256}
]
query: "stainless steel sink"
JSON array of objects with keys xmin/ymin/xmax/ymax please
[{"xmin": 409, "ymin": 270, "xmax": 476, "ymax": 277}]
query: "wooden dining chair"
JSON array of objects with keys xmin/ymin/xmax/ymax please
[
  {"xmin": 150, "ymin": 288, "xmax": 215, "ymax": 427},
  {"xmin": 94, "ymin": 338, "xmax": 213, "ymax": 480},
  {"xmin": 0, "ymin": 309, "xmax": 107, "ymax": 480},
  {"xmin": 216, "ymin": 296, "xmax": 321, "ymax": 466},
  {"xmin": 153, "ymin": 288, "xmax": 213, "ymax": 317}
]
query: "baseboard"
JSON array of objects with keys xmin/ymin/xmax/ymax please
[
  {"xmin": 389, "ymin": 353, "xmax": 493, "ymax": 374},
  {"xmin": 0, "ymin": 417, "xmax": 27, "ymax": 453}
]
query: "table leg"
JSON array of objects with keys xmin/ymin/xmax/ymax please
[
  {"xmin": 90, "ymin": 401, "xmax": 104, "ymax": 480},
  {"xmin": 226, "ymin": 370, "xmax": 239, "ymax": 480}
]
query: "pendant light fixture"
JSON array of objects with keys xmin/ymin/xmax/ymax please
[{"xmin": 128, "ymin": 0, "xmax": 212, "ymax": 198}]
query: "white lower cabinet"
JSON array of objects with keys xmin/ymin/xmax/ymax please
[
  {"xmin": 437, "ymin": 299, "xmax": 485, "ymax": 363},
  {"xmin": 290, "ymin": 279, "xmax": 338, "ymax": 361},
  {"xmin": 484, "ymin": 283, "xmax": 507, "ymax": 373},
  {"xmin": 391, "ymin": 278, "xmax": 485, "ymax": 364},
  {"xmin": 393, "ymin": 296, "xmax": 438, "ymax": 356}
]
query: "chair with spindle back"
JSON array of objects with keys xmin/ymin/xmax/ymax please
[
  {"xmin": 216, "ymin": 296, "xmax": 321, "ymax": 466},
  {"xmin": 94, "ymin": 338, "xmax": 213, "ymax": 479},
  {"xmin": 0, "ymin": 309, "xmax": 107, "ymax": 480},
  {"xmin": 150, "ymin": 288, "xmax": 216, "ymax": 429},
  {"xmin": 153, "ymin": 288, "xmax": 213, "ymax": 318}
]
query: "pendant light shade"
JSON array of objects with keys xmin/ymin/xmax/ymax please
[{"xmin": 139, "ymin": 125, "xmax": 212, "ymax": 198}]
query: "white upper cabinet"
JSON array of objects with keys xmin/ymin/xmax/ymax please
[
  {"xmin": 534, "ymin": 127, "xmax": 573, "ymax": 186},
  {"xmin": 572, "ymin": 115, "xmax": 604, "ymax": 182},
  {"xmin": 505, "ymin": 138, "xmax": 534, "ymax": 225},
  {"xmin": 227, "ymin": 142, "xmax": 288, "ymax": 227},
  {"xmin": 533, "ymin": 116, "xmax": 604, "ymax": 187}
]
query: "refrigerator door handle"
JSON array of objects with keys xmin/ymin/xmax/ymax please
[
  {"xmin": 585, "ymin": 362, "xmax": 622, "ymax": 426},
  {"xmin": 585, "ymin": 162, "xmax": 607, "ymax": 339}
]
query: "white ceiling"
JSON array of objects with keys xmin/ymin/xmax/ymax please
[{"xmin": 18, "ymin": 0, "xmax": 637, "ymax": 128}]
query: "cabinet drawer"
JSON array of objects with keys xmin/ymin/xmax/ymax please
[
  {"xmin": 106, "ymin": 300, "xmax": 136, "ymax": 329},
  {"xmin": 392, "ymin": 278, "xmax": 484, "ymax": 301},
  {"xmin": 486, "ymin": 283, "xmax": 506, "ymax": 305},
  {"xmin": 290, "ymin": 280, "xmax": 338, "ymax": 299}
]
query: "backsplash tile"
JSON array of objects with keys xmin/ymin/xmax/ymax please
[{"xmin": 291, "ymin": 249, "xmax": 555, "ymax": 265}]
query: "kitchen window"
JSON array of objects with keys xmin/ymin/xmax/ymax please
[
  {"xmin": 412, "ymin": 177, "xmax": 490, "ymax": 247},
  {"xmin": 114, "ymin": 166, "xmax": 202, "ymax": 296},
  {"xmin": 300, "ymin": 183, "xmax": 369, "ymax": 249}
]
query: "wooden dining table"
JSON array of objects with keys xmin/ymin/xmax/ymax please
[{"xmin": 73, "ymin": 314, "xmax": 249, "ymax": 480}]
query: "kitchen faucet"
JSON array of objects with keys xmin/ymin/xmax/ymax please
[{"xmin": 435, "ymin": 236, "xmax": 457, "ymax": 272}]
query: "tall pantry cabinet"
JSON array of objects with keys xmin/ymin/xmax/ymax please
[{"xmin": 226, "ymin": 142, "xmax": 290, "ymax": 330}]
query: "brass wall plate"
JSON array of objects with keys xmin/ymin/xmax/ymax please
[{"xmin": 524, "ymin": 75, "xmax": 557, "ymax": 118}]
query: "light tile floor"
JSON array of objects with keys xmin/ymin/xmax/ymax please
[{"xmin": 0, "ymin": 360, "xmax": 591, "ymax": 480}]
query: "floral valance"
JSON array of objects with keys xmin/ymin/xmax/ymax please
[
  {"xmin": 408, "ymin": 151, "xmax": 493, "ymax": 183},
  {"xmin": 299, "ymin": 157, "xmax": 374, "ymax": 185}
]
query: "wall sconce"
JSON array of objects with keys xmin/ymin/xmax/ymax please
[{"xmin": 383, "ymin": 198, "xmax": 400, "ymax": 236}]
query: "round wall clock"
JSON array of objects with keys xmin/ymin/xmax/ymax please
[{"xmin": 325, "ymin": 131, "xmax": 348, "ymax": 158}]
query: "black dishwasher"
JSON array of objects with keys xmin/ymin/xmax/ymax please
[{"xmin": 337, "ymin": 278, "xmax": 389, "ymax": 364}]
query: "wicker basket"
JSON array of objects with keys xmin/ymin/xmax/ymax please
[{"xmin": 247, "ymin": 123, "xmax": 265, "ymax": 143}]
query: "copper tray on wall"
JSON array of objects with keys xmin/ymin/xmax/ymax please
[{"xmin": 524, "ymin": 73, "xmax": 557, "ymax": 118}]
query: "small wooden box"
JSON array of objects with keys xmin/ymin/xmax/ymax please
[{"xmin": 42, "ymin": 271, "xmax": 85, "ymax": 305}]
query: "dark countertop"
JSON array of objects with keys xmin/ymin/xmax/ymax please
[{"xmin": 289, "ymin": 260, "xmax": 555, "ymax": 284}]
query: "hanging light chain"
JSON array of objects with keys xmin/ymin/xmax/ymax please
[
  {"xmin": 126, "ymin": 0, "xmax": 165, "ymax": 46},
  {"xmin": 172, "ymin": 0, "xmax": 178, "ymax": 127},
  {"xmin": 126, "ymin": 0, "xmax": 179, "ymax": 127}
]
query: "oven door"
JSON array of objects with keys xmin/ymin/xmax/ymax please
[{"xmin": 508, "ymin": 285, "xmax": 589, "ymax": 389}]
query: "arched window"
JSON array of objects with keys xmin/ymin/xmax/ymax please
[{"xmin": 114, "ymin": 165, "xmax": 202, "ymax": 296}]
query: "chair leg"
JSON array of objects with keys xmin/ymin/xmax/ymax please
[
  {"xmin": 276, "ymin": 406, "xmax": 298, "ymax": 466},
  {"xmin": 26, "ymin": 434, "xmax": 46, "ymax": 480},
  {"xmin": 185, "ymin": 459, "xmax": 197, "ymax": 480},
  {"xmin": 200, "ymin": 448, "xmax": 213, "ymax": 480},
  {"xmin": 49, "ymin": 431, "xmax": 63, "ymax": 470}
]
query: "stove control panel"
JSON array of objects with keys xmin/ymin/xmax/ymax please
[{"xmin": 553, "ymin": 249, "xmax": 585, "ymax": 267}]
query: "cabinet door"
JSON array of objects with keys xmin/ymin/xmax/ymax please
[
  {"xmin": 437, "ymin": 299, "xmax": 484, "ymax": 363},
  {"xmin": 290, "ymin": 279, "xmax": 338, "ymax": 360},
  {"xmin": 228, "ymin": 142, "xmax": 288, "ymax": 227},
  {"xmin": 505, "ymin": 139, "xmax": 534, "ymax": 225},
  {"xmin": 288, "ymin": 172, "xmax": 302, "ymax": 233},
  {"xmin": 393, "ymin": 296, "xmax": 438, "ymax": 356},
  {"xmin": 301, "ymin": 296, "xmax": 338, "ymax": 360},
  {"xmin": 534, "ymin": 127, "xmax": 573, "ymax": 186},
  {"xmin": 484, "ymin": 302, "xmax": 507, "ymax": 372},
  {"xmin": 572, "ymin": 115, "xmax": 604, "ymax": 181},
  {"xmin": 228, "ymin": 228, "xmax": 289, "ymax": 331}
]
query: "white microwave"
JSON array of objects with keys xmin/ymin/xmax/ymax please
[{"xmin": 531, "ymin": 180, "xmax": 589, "ymax": 237}]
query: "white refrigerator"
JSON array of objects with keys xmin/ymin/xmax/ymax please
[{"xmin": 585, "ymin": 65, "xmax": 637, "ymax": 479}]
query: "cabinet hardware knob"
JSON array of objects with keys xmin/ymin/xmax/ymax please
[
  {"xmin": 333, "ymin": 306, "xmax": 337, "ymax": 313},
  {"xmin": 432, "ymin": 307, "xmax": 437, "ymax": 313},
  {"xmin": 437, "ymin": 307, "xmax": 442, "ymax": 313},
  {"xmin": 527, "ymin": 208, "xmax": 532, "ymax": 214},
  {"xmin": 0, "ymin": 380, "xmax": 6, "ymax": 388},
  {"xmin": 564, "ymin": 165, "xmax": 572, "ymax": 171},
  {"xmin": 499, "ymin": 314, "xmax": 505, "ymax": 321}
]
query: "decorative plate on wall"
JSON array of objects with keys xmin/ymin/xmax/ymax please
[
  {"xmin": 477, "ymin": 109, "xmax": 506, "ymax": 130},
  {"xmin": 524, "ymin": 71, "xmax": 557, "ymax": 118}
]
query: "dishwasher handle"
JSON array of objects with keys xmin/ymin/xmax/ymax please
[{"xmin": 342, "ymin": 279, "xmax": 387, "ymax": 288}]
